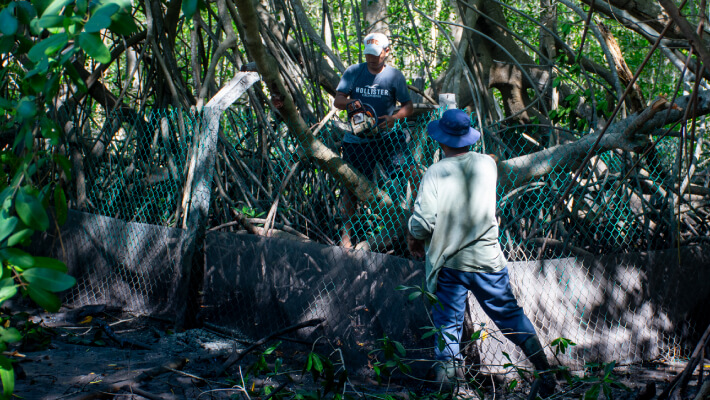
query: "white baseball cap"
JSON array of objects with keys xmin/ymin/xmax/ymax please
[{"xmin": 363, "ymin": 33, "xmax": 390, "ymax": 56}]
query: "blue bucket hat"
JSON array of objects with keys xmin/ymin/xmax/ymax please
[{"xmin": 427, "ymin": 109, "xmax": 481, "ymax": 148}]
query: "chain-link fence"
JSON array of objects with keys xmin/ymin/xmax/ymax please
[{"xmin": 32, "ymin": 91, "xmax": 710, "ymax": 373}]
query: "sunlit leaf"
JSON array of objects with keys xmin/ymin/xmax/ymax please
[
  {"xmin": 0, "ymin": 327, "xmax": 21, "ymax": 344},
  {"xmin": 0, "ymin": 355, "xmax": 14, "ymax": 398},
  {"xmin": 41, "ymin": 0, "xmax": 73, "ymax": 17},
  {"xmin": 0, "ymin": 279, "xmax": 17, "ymax": 304},
  {"xmin": 0, "ymin": 216, "xmax": 17, "ymax": 243},
  {"xmin": 7, "ymin": 229, "xmax": 33, "ymax": 247}
]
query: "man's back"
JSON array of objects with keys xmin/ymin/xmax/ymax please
[{"xmin": 409, "ymin": 152, "xmax": 506, "ymax": 291}]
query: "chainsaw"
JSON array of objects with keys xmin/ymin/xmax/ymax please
[{"xmin": 346, "ymin": 100, "xmax": 379, "ymax": 138}]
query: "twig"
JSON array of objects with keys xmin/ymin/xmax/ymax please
[
  {"xmin": 693, "ymin": 379, "xmax": 710, "ymax": 400},
  {"xmin": 64, "ymin": 356, "xmax": 186, "ymax": 400},
  {"xmin": 95, "ymin": 319, "xmax": 152, "ymax": 350},
  {"xmin": 214, "ymin": 318, "xmax": 325, "ymax": 376},
  {"xmin": 658, "ymin": 321, "xmax": 710, "ymax": 400}
]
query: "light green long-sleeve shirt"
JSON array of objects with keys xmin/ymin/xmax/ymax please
[{"xmin": 408, "ymin": 152, "xmax": 506, "ymax": 292}]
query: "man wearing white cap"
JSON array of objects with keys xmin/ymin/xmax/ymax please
[
  {"xmin": 334, "ymin": 32, "xmax": 415, "ymax": 249},
  {"xmin": 408, "ymin": 109, "xmax": 556, "ymax": 396}
]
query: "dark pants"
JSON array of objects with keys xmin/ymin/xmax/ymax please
[{"xmin": 341, "ymin": 131, "xmax": 412, "ymax": 181}]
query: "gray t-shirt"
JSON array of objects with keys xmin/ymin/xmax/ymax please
[
  {"xmin": 408, "ymin": 152, "xmax": 506, "ymax": 292},
  {"xmin": 336, "ymin": 63, "xmax": 411, "ymax": 143}
]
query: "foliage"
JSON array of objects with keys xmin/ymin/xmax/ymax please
[
  {"xmin": 0, "ymin": 0, "xmax": 137, "ymax": 396},
  {"xmin": 369, "ymin": 335, "xmax": 410, "ymax": 383},
  {"xmin": 550, "ymin": 336, "xmax": 577, "ymax": 356},
  {"xmin": 573, "ymin": 361, "xmax": 632, "ymax": 400}
]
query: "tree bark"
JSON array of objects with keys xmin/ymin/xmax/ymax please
[{"xmin": 233, "ymin": 0, "xmax": 395, "ymax": 213}]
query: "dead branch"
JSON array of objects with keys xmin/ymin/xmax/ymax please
[
  {"xmin": 95, "ymin": 319, "xmax": 152, "ymax": 350},
  {"xmin": 67, "ymin": 358, "xmax": 187, "ymax": 400},
  {"xmin": 658, "ymin": 321, "xmax": 710, "ymax": 400}
]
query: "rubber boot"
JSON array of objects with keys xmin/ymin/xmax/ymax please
[
  {"xmin": 520, "ymin": 336, "xmax": 556, "ymax": 398},
  {"xmin": 431, "ymin": 360, "xmax": 464, "ymax": 393}
]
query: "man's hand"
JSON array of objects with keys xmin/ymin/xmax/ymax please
[
  {"xmin": 407, "ymin": 233, "xmax": 425, "ymax": 259},
  {"xmin": 378, "ymin": 115, "xmax": 395, "ymax": 130}
]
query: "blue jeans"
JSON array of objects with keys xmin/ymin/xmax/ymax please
[{"xmin": 432, "ymin": 267, "xmax": 536, "ymax": 361}]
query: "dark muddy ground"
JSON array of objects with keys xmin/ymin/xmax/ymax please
[{"xmin": 6, "ymin": 306, "xmax": 708, "ymax": 400}]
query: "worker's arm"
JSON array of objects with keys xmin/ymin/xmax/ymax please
[
  {"xmin": 407, "ymin": 232, "xmax": 426, "ymax": 259},
  {"xmin": 378, "ymin": 100, "xmax": 413, "ymax": 130},
  {"xmin": 408, "ymin": 170, "xmax": 436, "ymax": 241},
  {"xmin": 333, "ymin": 91, "xmax": 351, "ymax": 110}
]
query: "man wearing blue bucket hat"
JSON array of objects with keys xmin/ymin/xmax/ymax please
[{"xmin": 408, "ymin": 109, "xmax": 556, "ymax": 396}]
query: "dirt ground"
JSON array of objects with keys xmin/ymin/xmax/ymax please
[{"xmin": 6, "ymin": 306, "xmax": 708, "ymax": 400}]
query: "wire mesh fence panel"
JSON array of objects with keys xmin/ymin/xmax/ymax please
[{"xmin": 32, "ymin": 103, "xmax": 710, "ymax": 371}]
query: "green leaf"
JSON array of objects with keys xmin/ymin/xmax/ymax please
[
  {"xmin": 84, "ymin": 3, "xmax": 119, "ymax": 32},
  {"xmin": 41, "ymin": 0, "xmax": 73, "ymax": 17},
  {"xmin": 0, "ymin": 355, "xmax": 14, "ymax": 398},
  {"xmin": 0, "ymin": 327, "xmax": 21, "ymax": 344},
  {"xmin": 53, "ymin": 154, "xmax": 72, "ymax": 180},
  {"xmin": 393, "ymin": 341, "xmax": 406, "ymax": 356},
  {"xmin": 15, "ymin": 189, "xmax": 49, "ymax": 231},
  {"xmin": 0, "ymin": 284, "xmax": 17, "ymax": 304},
  {"xmin": 421, "ymin": 330, "xmax": 436, "ymax": 339},
  {"xmin": 53, "ymin": 187, "xmax": 67, "ymax": 225},
  {"xmin": 7, "ymin": 229, "xmax": 33, "ymax": 247},
  {"xmin": 0, "ymin": 248, "xmax": 34, "ymax": 268},
  {"xmin": 31, "ymin": 257, "xmax": 67, "ymax": 273},
  {"xmin": 16, "ymin": 97, "xmax": 37, "ymax": 119},
  {"xmin": 0, "ymin": 35, "xmax": 14, "ymax": 54},
  {"xmin": 40, "ymin": 116, "xmax": 61, "ymax": 144},
  {"xmin": 584, "ymin": 383, "xmax": 601, "ymax": 400},
  {"xmin": 26, "ymin": 285, "xmax": 60, "ymax": 312},
  {"xmin": 508, "ymin": 379, "xmax": 518, "ymax": 391},
  {"xmin": 77, "ymin": 32, "xmax": 110, "ymax": 63},
  {"xmin": 27, "ymin": 32, "xmax": 68, "ymax": 62},
  {"xmin": 407, "ymin": 291, "xmax": 421, "ymax": 301},
  {"xmin": 311, "ymin": 353, "xmax": 323, "ymax": 373},
  {"xmin": 182, "ymin": 0, "xmax": 197, "ymax": 19},
  {"xmin": 0, "ymin": 278, "xmax": 17, "ymax": 304},
  {"xmin": 25, "ymin": 55, "xmax": 49, "ymax": 79},
  {"xmin": 0, "ymin": 7, "xmax": 19, "ymax": 35},
  {"xmin": 36, "ymin": 14, "xmax": 63, "ymax": 28},
  {"xmin": 263, "ymin": 341, "xmax": 281, "ymax": 355},
  {"xmin": 14, "ymin": 2, "xmax": 37, "ymax": 25},
  {"xmin": 22, "ymin": 268, "xmax": 75, "ymax": 292},
  {"xmin": 107, "ymin": 11, "xmax": 137, "ymax": 35},
  {"xmin": 0, "ymin": 216, "xmax": 17, "ymax": 243}
]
